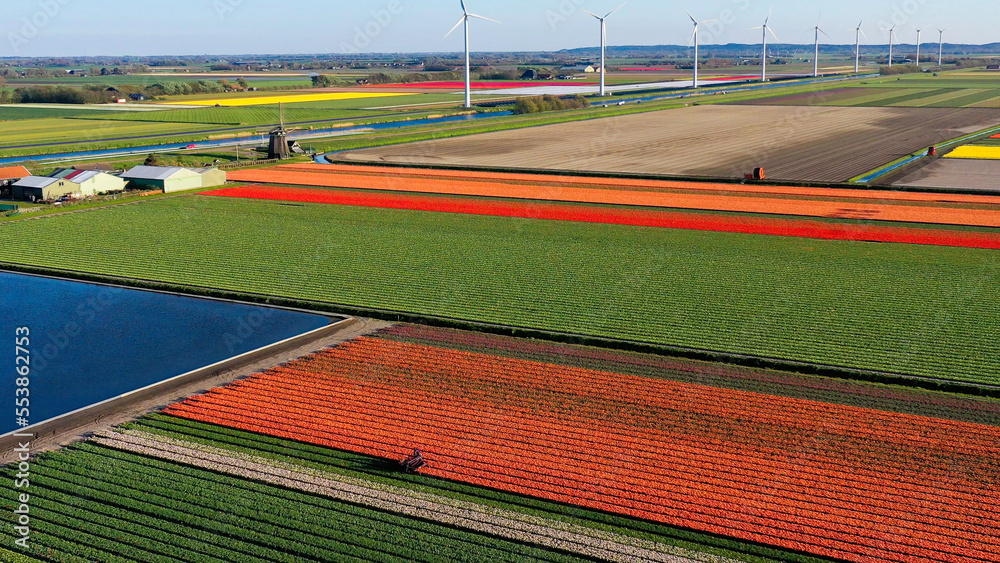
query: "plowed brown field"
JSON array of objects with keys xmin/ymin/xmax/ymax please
[{"xmin": 333, "ymin": 105, "xmax": 1000, "ymax": 182}]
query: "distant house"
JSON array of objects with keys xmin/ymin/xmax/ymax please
[
  {"xmin": 12, "ymin": 177, "xmax": 79, "ymax": 201},
  {"xmin": 121, "ymin": 166, "xmax": 207, "ymax": 193},
  {"xmin": 129, "ymin": 93, "xmax": 147, "ymax": 101},
  {"xmin": 520, "ymin": 69, "xmax": 538, "ymax": 80},
  {"xmin": 988, "ymin": 64, "xmax": 1000, "ymax": 70},
  {"xmin": 537, "ymin": 73, "xmax": 553, "ymax": 80}
]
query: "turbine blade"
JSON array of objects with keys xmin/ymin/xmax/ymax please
[
  {"xmin": 460, "ymin": 0, "xmax": 468, "ymax": 15},
  {"xmin": 444, "ymin": 16, "xmax": 465, "ymax": 38},
  {"xmin": 701, "ymin": 19, "xmax": 720, "ymax": 24},
  {"xmin": 767, "ymin": 27, "xmax": 779, "ymax": 41},
  {"xmin": 765, "ymin": 6, "xmax": 773, "ymax": 25},
  {"xmin": 819, "ymin": 28, "xmax": 831, "ymax": 40},
  {"xmin": 749, "ymin": 26, "xmax": 763, "ymax": 31},
  {"xmin": 467, "ymin": 13, "xmax": 500, "ymax": 24},
  {"xmin": 816, "ymin": 10, "xmax": 822, "ymax": 26},
  {"xmin": 583, "ymin": 9, "xmax": 601, "ymax": 20},
  {"xmin": 689, "ymin": 28, "xmax": 697, "ymax": 47},
  {"xmin": 860, "ymin": 28, "xmax": 868, "ymax": 40},
  {"xmin": 686, "ymin": 9, "xmax": 697, "ymax": 24},
  {"xmin": 605, "ymin": 2, "xmax": 626, "ymax": 18}
]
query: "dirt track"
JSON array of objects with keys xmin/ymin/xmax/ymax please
[{"xmin": 336, "ymin": 105, "xmax": 1000, "ymax": 183}]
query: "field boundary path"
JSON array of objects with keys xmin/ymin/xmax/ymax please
[{"xmin": 94, "ymin": 429, "xmax": 728, "ymax": 563}]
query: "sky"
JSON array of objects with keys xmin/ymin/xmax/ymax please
[{"xmin": 1, "ymin": 0, "xmax": 987, "ymax": 58}]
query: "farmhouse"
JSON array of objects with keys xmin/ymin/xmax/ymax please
[
  {"xmin": 121, "ymin": 166, "xmax": 204, "ymax": 193},
  {"xmin": 12, "ymin": 177, "xmax": 80, "ymax": 201}
]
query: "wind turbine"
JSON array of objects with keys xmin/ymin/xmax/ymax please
[
  {"xmin": 445, "ymin": 0, "xmax": 500, "ymax": 109},
  {"xmin": 686, "ymin": 10, "xmax": 718, "ymax": 89},
  {"xmin": 883, "ymin": 24, "xmax": 897, "ymax": 67},
  {"xmin": 584, "ymin": 3, "xmax": 625, "ymax": 97},
  {"xmin": 751, "ymin": 8, "xmax": 779, "ymax": 82},
  {"xmin": 854, "ymin": 19, "xmax": 867, "ymax": 73},
  {"xmin": 914, "ymin": 26, "xmax": 924, "ymax": 66},
  {"xmin": 937, "ymin": 28, "xmax": 947, "ymax": 67},
  {"xmin": 811, "ymin": 12, "xmax": 831, "ymax": 78}
]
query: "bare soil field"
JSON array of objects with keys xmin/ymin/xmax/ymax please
[
  {"xmin": 893, "ymin": 158, "xmax": 1000, "ymax": 191},
  {"xmin": 337, "ymin": 105, "xmax": 1000, "ymax": 183}
]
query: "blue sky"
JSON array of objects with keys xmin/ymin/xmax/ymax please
[{"xmin": 1, "ymin": 0, "xmax": 987, "ymax": 58}]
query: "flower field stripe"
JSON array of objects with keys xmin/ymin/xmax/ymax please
[
  {"xmin": 174, "ymin": 377, "xmax": 1000, "ymax": 538},
  {"xmin": 160, "ymin": 92, "xmax": 408, "ymax": 107},
  {"xmin": 279, "ymin": 163, "xmax": 1000, "ymax": 207},
  {"xmin": 165, "ymin": 338, "xmax": 1000, "ymax": 563},
  {"xmin": 93, "ymin": 429, "xmax": 702, "ymax": 563},
  {"xmin": 944, "ymin": 145, "xmax": 1000, "ymax": 160},
  {"xmin": 171, "ymin": 386, "xmax": 1000, "ymax": 546},
  {"xmin": 204, "ymin": 186, "xmax": 1000, "ymax": 250},
  {"xmin": 376, "ymin": 325, "xmax": 1000, "ymax": 425},
  {"xmin": 224, "ymin": 168, "xmax": 1000, "ymax": 228}
]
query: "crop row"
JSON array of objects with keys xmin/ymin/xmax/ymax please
[
  {"xmin": 1, "ymin": 196, "xmax": 998, "ymax": 385},
  {"xmin": 165, "ymin": 337, "xmax": 1000, "ymax": 563},
  {"xmin": 2, "ymin": 444, "xmax": 583, "ymax": 562}
]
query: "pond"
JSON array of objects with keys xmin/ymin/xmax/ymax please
[{"xmin": 0, "ymin": 271, "xmax": 332, "ymax": 435}]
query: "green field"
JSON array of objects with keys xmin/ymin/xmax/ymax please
[{"xmin": 0, "ymin": 195, "xmax": 996, "ymax": 385}]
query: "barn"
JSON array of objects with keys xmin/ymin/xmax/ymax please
[
  {"xmin": 194, "ymin": 168, "xmax": 227, "ymax": 188},
  {"xmin": 62, "ymin": 170, "xmax": 126, "ymax": 196},
  {"xmin": 12, "ymin": 177, "xmax": 80, "ymax": 201},
  {"xmin": 121, "ymin": 166, "xmax": 204, "ymax": 193}
]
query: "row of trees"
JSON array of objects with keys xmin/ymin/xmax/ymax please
[{"xmin": 512, "ymin": 95, "xmax": 589, "ymax": 115}]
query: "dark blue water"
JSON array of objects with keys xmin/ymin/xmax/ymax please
[{"xmin": 0, "ymin": 272, "xmax": 331, "ymax": 435}]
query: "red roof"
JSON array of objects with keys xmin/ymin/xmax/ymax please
[
  {"xmin": 64, "ymin": 169, "xmax": 87, "ymax": 181},
  {"xmin": 0, "ymin": 166, "xmax": 30, "ymax": 181}
]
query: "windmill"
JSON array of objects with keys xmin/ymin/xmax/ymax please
[
  {"xmin": 686, "ymin": 10, "xmax": 718, "ymax": 89},
  {"xmin": 445, "ymin": 0, "xmax": 500, "ymax": 109},
  {"xmin": 811, "ymin": 12, "xmax": 831, "ymax": 78},
  {"xmin": 854, "ymin": 19, "xmax": 867, "ymax": 73},
  {"xmin": 937, "ymin": 28, "xmax": 947, "ymax": 67},
  {"xmin": 751, "ymin": 8, "xmax": 779, "ymax": 82},
  {"xmin": 584, "ymin": 3, "xmax": 625, "ymax": 97},
  {"xmin": 914, "ymin": 26, "xmax": 924, "ymax": 66},
  {"xmin": 883, "ymin": 25, "xmax": 897, "ymax": 67}
]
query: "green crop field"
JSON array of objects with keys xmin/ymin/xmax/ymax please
[
  {"xmin": 0, "ymin": 195, "xmax": 996, "ymax": 385},
  {"xmin": 1, "ymin": 442, "xmax": 584, "ymax": 563},
  {"xmin": 0, "ymin": 118, "xmax": 213, "ymax": 150},
  {"xmin": 0, "ymin": 106, "xmax": 107, "ymax": 121}
]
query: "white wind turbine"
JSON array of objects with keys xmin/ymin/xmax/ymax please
[
  {"xmin": 686, "ymin": 10, "xmax": 718, "ymax": 89},
  {"xmin": 811, "ymin": 12, "xmax": 831, "ymax": 77},
  {"xmin": 445, "ymin": 0, "xmax": 500, "ymax": 109},
  {"xmin": 584, "ymin": 3, "xmax": 626, "ymax": 97},
  {"xmin": 751, "ymin": 8, "xmax": 779, "ymax": 82},
  {"xmin": 914, "ymin": 26, "xmax": 925, "ymax": 66},
  {"xmin": 937, "ymin": 28, "xmax": 947, "ymax": 67},
  {"xmin": 853, "ymin": 19, "xmax": 867, "ymax": 73},
  {"xmin": 883, "ymin": 24, "xmax": 897, "ymax": 67}
]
